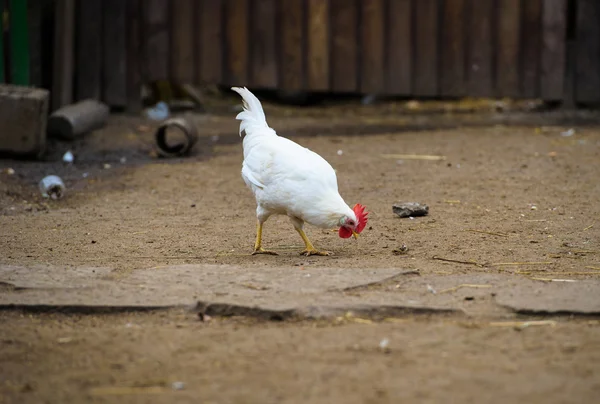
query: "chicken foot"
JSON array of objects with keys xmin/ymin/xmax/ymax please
[
  {"xmin": 252, "ymin": 221, "xmax": 278, "ymax": 255},
  {"xmin": 295, "ymin": 228, "xmax": 330, "ymax": 256}
]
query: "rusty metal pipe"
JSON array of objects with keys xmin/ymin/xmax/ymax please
[{"xmin": 154, "ymin": 117, "xmax": 199, "ymax": 157}]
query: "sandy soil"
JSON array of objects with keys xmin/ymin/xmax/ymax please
[{"xmin": 1, "ymin": 99, "xmax": 599, "ymax": 402}]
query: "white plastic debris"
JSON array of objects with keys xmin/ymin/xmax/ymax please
[
  {"xmin": 39, "ymin": 175, "xmax": 66, "ymax": 200},
  {"xmin": 119, "ymin": 157, "xmax": 127, "ymax": 164},
  {"xmin": 103, "ymin": 163, "xmax": 111, "ymax": 170},
  {"xmin": 145, "ymin": 101, "xmax": 170, "ymax": 121},
  {"xmin": 379, "ymin": 338, "xmax": 390, "ymax": 350},
  {"xmin": 561, "ymin": 128, "xmax": 575, "ymax": 137},
  {"xmin": 337, "ymin": 149, "xmax": 343, "ymax": 156},
  {"xmin": 427, "ymin": 284, "xmax": 437, "ymax": 294},
  {"xmin": 3, "ymin": 168, "xmax": 15, "ymax": 175},
  {"xmin": 171, "ymin": 382, "xmax": 185, "ymax": 391},
  {"xmin": 62, "ymin": 150, "xmax": 74, "ymax": 163}
]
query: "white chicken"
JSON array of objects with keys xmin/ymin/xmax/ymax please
[{"xmin": 232, "ymin": 87, "xmax": 368, "ymax": 256}]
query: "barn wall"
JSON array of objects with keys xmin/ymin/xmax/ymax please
[{"xmin": 18, "ymin": 0, "xmax": 600, "ymax": 109}]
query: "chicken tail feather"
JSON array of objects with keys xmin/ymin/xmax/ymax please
[{"xmin": 231, "ymin": 87, "xmax": 272, "ymax": 137}]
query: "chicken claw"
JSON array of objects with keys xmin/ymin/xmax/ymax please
[
  {"xmin": 252, "ymin": 248, "xmax": 278, "ymax": 256},
  {"xmin": 300, "ymin": 249, "xmax": 330, "ymax": 257}
]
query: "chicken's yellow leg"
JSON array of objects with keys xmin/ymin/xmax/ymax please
[
  {"xmin": 296, "ymin": 228, "xmax": 330, "ymax": 256},
  {"xmin": 252, "ymin": 221, "xmax": 278, "ymax": 255}
]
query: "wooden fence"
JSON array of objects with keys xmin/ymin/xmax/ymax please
[{"xmin": 7, "ymin": 0, "xmax": 600, "ymax": 110}]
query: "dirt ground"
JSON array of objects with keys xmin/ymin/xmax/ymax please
[{"xmin": 1, "ymin": 96, "xmax": 600, "ymax": 403}]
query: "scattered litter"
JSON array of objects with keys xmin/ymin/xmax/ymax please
[
  {"xmin": 379, "ymin": 338, "xmax": 390, "ymax": 352},
  {"xmin": 491, "ymin": 261, "xmax": 552, "ymax": 267},
  {"xmin": 438, "ymin": 284, "xmax": 492, "ymax": 294},
  {"xmin": 393, "ymin": 202, "xmax": 429, "ymax": 218},
  {"xmin": 154, "ymin": 117, "xmax": 199, "ymax": 157},
  {"xmin": 433, "ymin": 256, "xmax": 484, "ymax": 267},
  {"xmin": 145, "ymin": 101, "xmax": 170, "ymax": 121},
  {"xmin": 466, "ymin": 229, "xmax": 509, "ymax": 238},
  {"xmin": 171, "ymin": 382, "xmax": 185, "ymax": 391},
  {"xmin": 82, "ymin": 172, "xmax": 89, "ymax": 178},
  {"xmin": 240, "ymin": 283, "xmax": 269, "ymax": 291},
  {"xmin": 198, "ymin": 312, "xmax": 212, "ymax": 322},
  {"xmin": 489, "ymin": 320, "xmax": 557, "ymax": 330},
  {"xmin": 39, "ymin": 175, "xmax": 66, "ymax": 200},
  {"xmin": 392, "ymin": 244, "xmax": 409, "ymax": 255},
  {"xmin": 3, "ymin": 167, "xmax": 15, "ymax": 175},
  {"xmin": 337, "ymin": 149, "xmax": 343, "ymax": 156},
  {"xmin": 426, "ymin": 284, "xmax": 437, "ymax": 294},
  {"xmin": 561, "ymin": 128, "xmax": 575, "ymax": 137},
  {"xmin": 530, "ymin": 277, "xmax": 578, "ymax": 283},
  {"xmin": 62, "ymin": 150, "xmax": 74, "ymax": 163},
  {"xmin": 103, "ymin": 163, "xmax": 111, "ymax": 170},
  {"xmin": 361, "ymin": 94, "xmax": 378, "ymax": 105},
  {"xmin": 119, "ymin": 157, "xmax": 127, "ymax": 164},
  {"xmin": 381, "ymin": 154, "xmax": 446, "ymax": 161},
  {"xmin": 405, "ymin": 100, "xmax": 420, "ymax": 110}
]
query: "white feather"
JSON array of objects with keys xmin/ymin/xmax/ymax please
[{"xmin": 232, "ymin": 87, "xmax": 356, "ymax": 229}]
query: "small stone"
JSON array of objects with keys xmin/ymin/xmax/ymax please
[
  {"xmin": 393, "ymin": 202, "xmax": 429, "ymax": 218},
  {"xmin": 337, "ymin": 149, "xmax": 343, "ymax": 156}
]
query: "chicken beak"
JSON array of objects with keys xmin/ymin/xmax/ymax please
[{"xmin": 352, "ymin": 231, "xmax": 359, "ymax": 239}]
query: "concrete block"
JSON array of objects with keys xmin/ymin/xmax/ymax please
[{"xmin": 0, "ymin": 84, "xmax": 50, "ymax": 157}]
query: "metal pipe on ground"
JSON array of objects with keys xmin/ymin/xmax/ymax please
[
  {"xmin": 47, "ymin": 99, "xmax": 110, "ymax": 139},
  {"xmin": 154, "ymin": 117, "xmax": 199, "ymax": 157}
]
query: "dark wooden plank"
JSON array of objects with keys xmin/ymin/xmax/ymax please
[
  {"xmin": 27, "ymin": 0, "xmax": 55, "ymax": 88},
  {"xmin": 540, "ymin": 0, "xmax": 567, "ymax": 101},
  {"xmin": 170, "ymin": 0, "xmax": 195, "ymax": 83},
  {"xmin": 496, "ymin": 0, "xmax": 521, "ymax": 97},
  {"xmin": 307, "ymin": 0, "xmax": 329, "ymax": 90},
  {"xmin": 413, "ymin": 0, "xmax": 439, "ymax": 96},
  {"xmin": 126, "ymin": 0, "xmax": 143, "ymax": 112},
  {"xmin": 198, "ymin": 0, "xmax": 223, "ymax": 84},
  {"xmin": 520, "ymin": 0, "xmax": 542, "ymax": 98},
  {"xmin": 280, "ymin": 0, "xmax": 304, "ymax": 90},
  {"xmin": 387, "ymin": 0, "xmax": 411, "ymax": 95},
  {"xmin": 76, "ymin": 0, "xmax": 102, "ymax": 100},
  {"xmin": 330, "ymin": 0, "xmax": 358, "ymax": 92},
  {"xmin": 466, "ymin": 0, "xmax": 494, "ymax": 96},
  {"xmin": 0, "ymin": 0, "xmax": 5, "ymax": 83},
  {"xmin": 250, "ymin": 0, "xmax": 278, "ymax": 88},
  {"xmin": 224, "ymin": 0, "xmax": 249, "ymax": 85},
  {"xmin": 103, "ymin": 0, "xmax": 127, "ymax": 107},
  {"xmin": 52, "ymin": 0, "xmax": 75, "ymax": 109},
  {"xmin": 439, "ymin": 0, "xmax": 466, "ymax": 97},
  {"xmin": 27, "ymin": 0, "xmax": 43, "ymax": 86},
  {"xmin": 575, "ymin": 0, "xmax": 600, "ymax": 103},
  {"xmin": 360, "ymin": 0, "xmax": 385, "ymax": 93},
  {"xmin": 143, "ymin": 0, "xmax": 170, "ymax": 82}
]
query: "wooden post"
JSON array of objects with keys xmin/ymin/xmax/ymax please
[{"xmin": 51, "ymin": 0, "xmax": 75, "ymax": 111}]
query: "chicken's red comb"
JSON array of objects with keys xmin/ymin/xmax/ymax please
[{"xmin": 353, "ymin": 203, "xmax": 368, "ymax": 233}]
